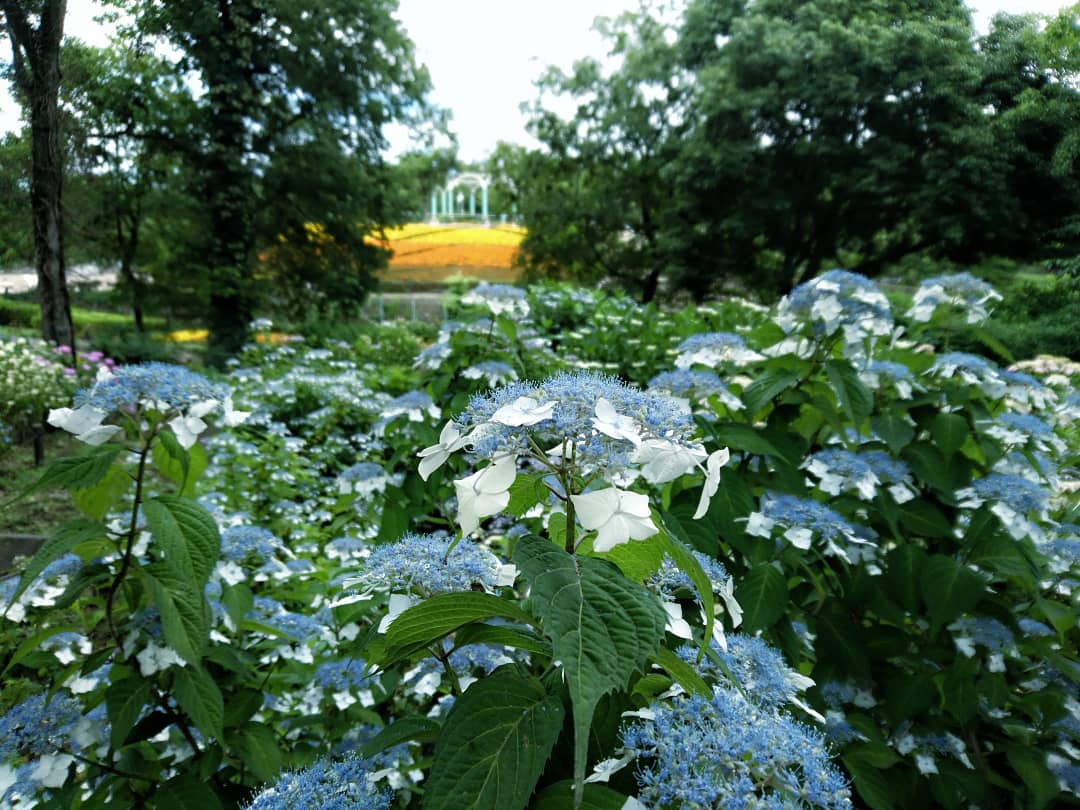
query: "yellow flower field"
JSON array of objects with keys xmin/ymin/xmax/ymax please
[{"xmin": 371, "ymin": 223, "xmax": 525, "ymax": 282}]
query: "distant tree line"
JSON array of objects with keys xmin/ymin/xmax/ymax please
[
  {"xmin": 489, "ymin": 0, "xmax": 1080, "ymax": 302},
  {"xmin": 1, "ymin": 0, "xmax": 444, "ymax": 361}
]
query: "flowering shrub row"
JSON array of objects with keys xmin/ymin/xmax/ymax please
[{"xmin": 0, "ymin": 271, "xmax": 1077, "ymax": 809}]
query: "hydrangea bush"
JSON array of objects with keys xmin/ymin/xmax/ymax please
[{"xmin": 1, "ymin": 271, "xmax": 1078, "ymax": 809}]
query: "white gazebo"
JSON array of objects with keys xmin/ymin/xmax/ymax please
[{"xmin": 430, "ymin": 172, "xmax": 491, "ymax": 223}]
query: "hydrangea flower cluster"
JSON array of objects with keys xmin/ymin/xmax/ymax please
[
  {"xmin": 419, "ymin": 371, "xmax": 728, "ymax": 549},
  {"xmin": 242, "ymin": 755, "xmax": 392, "ymax": 810},
  {"xmin": 681, "ymin": 635, "xmax": 817, "ymax": 713},
  {"xmin": 646, "ymin": 553, "xmax": 742, "ymax": 641},
  {"xmin": 858, "ymin": 360, "xmax": 917, "ymax": 399},
  {"xmin": 648, "ymin": 369, "xmax": 743, "ymax": 411},
  {"xmin": 949, "ymin": 616, "xmax": 1017, "ymax": 672},
  {"xmin": 956, "ymin": 473, "xmax": 1051, "ymax": 541},
  {"xmin": 774, "ymin": 269, "xmax": 894, "ymax": 346},
  {"xmin": 461, "ymin": 360, "xmax": 518, "ymax": 386},
  {"xmin": 0, "ymin": 337, "xmax": 70, "ymax": 430},
  {"xmin": 673, "ymin": 332, "xmax": 763, "ymax": 369},
  {"xmin": 803, "ymin": 449, "xmax": 882, "ymax": 500},
  {"xmin": 620, "ymin": 686, "xmax": 852, "ymax": 809},
  {"xmin": 1000, "ymin": 369, "xmax": 1057, "ymax": 410},
  {"xmin": 461, "ymin": 282, "xmax": 530, "ymax": 318},
  {"xmin": 981, "ymin": 412, "xmax": 1066, "ymax": 456},
  {"xmin": 337, "ymin": 462, "xmax": 393, "ymax": 497},
  {"xmin": 747, "ymin": 492, "xmax": 878, "ymax": 566},
  {"xmin": 925, "ymin": 353, "xmax": 1007, "ymax": 399},
  {"xmin": 906, "ymin": 273, "xmax": 1002, "ymax": 324},
  {"xmin": 48, "ymin": 362, "xmax": 248, "ymax": 448}
]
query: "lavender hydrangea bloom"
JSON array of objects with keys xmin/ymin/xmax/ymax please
[{"xmin": 242, "ymin": 755, "xmax": 392, "ymax": 810}]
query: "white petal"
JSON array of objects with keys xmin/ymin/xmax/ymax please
[
  {"xmin": 491, "ymin": 396, "xmax": 555, "ymax": 426},
  {"xmin": 76, "ymin": 424, "xmax": 123, "ymax": 446},
  {"xmin": 49, "ymin": 404, "xmax": 107, "ymax": 435},
  {"xmin": 169, "ymin": 414, "xmax": 207, "ymax": 449},
  {"xmin": 633, "ymin": 439, "xmax": 705, "ymax": 484}
]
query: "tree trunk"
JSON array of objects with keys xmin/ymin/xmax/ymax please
[{"xmin": 2, "ymin": 1, "xmax": 75, "ymax": 352}]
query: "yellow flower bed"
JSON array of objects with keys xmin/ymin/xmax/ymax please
[{"xmin": 377, "ymin": 223, "xmax": 525, "ymax": 248}]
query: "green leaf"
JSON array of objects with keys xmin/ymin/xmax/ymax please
[
  {"xmin": 734, "ymin": 564, "xmax": 786, "ymax": 632},
  {"xmin": 144, "ymin": 495, "xmax": 220, "ymax": 586},
  {"xmin": 967, "ymin": 532, "xmax": 1035, "ymax": 581},
  {"xmin": 707, "ymin": 422, "xmax": 789, "ymax": 461},
  {"xmin": 842, "ymin": 752, "xmax": 896, "ymax": 810},
  {"xmin": 920, "ymin": 555, "xmax": 986, "ymax": 633},
  {"xmin": 24, "ymin": 445, "xmax": 124, "ymax": 494},
  {"xmin": 229, "ymin": 723, "xmax": 282, "ymax": 783},
  {"xmin": 513, "ymin": 535, "xmax": 666, "ymax": 801},
  {"xmin": 898, "ymin": 499, "xmax": 954, "ymax": 539},
  {"xmin": 653, "ymin": 646, "xmax": 710, "ymax": 696},
  {"xmin": 173, "ymin": 666, "xmax": 224, "ymax": 742},
  {"xmin": 530, "ymin": 781, "xmax": 631, "ymax": 810},
  {"xmin": 423, "ymin": 670, "xmax": 565, "ymax": 810},
  {"xmin": 870, "ymin": 413, "xmax": 915, "ymax": 454},
  {"xmin": 359, "ymin": 717, "xmax": 442, "ymax": 758},
  {"xmin": 506, "ymin": 474, "xmax": 546, "ymax": 517},
  {"xmin": 825, "ymin": 360, "xmax": 873, "ymax": 426},
  {"xmin": 153, "ymin": 432, "xmax": 209, "ymax": 497},
  {"xmin": 816, "ymin": 605, "xmax": 871, "ymax": 680},
  {"xmin": 383, "ymin": 592, "xmax": 538, "ymax": 662},
  {"xmin": 882, "ymin": 545, "xmax": 927, "ymax": 613},
  {"xmin": 972, "ymin": 327, "xmax": 1015, "ymax": 365},
  {"xmin": 1006, "ymin": 745, "xmax": 1060, "ymax": 809},
  {"xmin": 595, "ymin": 531, "xmax": 665, "ymax": 582},
  {"xmin": 106, "ymin": 677, "xmax": 153, "ymax": 749},
  {"xmin": 154, "ymin": 772, "xmax": 225, "ymax": 810},
  {"xmin": 4, "ymin": 520, "xmax": 109, "ymax": 611},
  {"xmin": 742, "ymin": 368, "xmax": 802, "ymax": 415},
  {"xmin": 1, "ymin": 624, "xmax": 81, "ymax": 676},
  {"xmin": 70, "ymin": 464, "xmax": 133, "ymax": 520},
  {"xmin": 141, "ymin": 563, "xmax": 210, "ymax": 663},
  {"xmin": 453, "ymin": 624, "xmax": 553, "ymax": 658},
  {"xmin": 902, "ymin": 442, "xmax": 954, "ymax": 494},
  {"xmin": 931, "ymin": 412, "xmax": 969, "ymax": 459}
]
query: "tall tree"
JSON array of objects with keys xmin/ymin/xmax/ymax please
[
  {"xmin": 111, "ymin": 0, "xmax": 434, "ymax": 363},
  {"xmin": 1, "ymin": 0, "xmax": 75, "ymax": 349}
]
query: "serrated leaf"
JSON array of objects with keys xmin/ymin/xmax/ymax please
[
  {"xmin": 143, "ymin": 495, "xmax": 220, "ymax": 586},
  {"xmin": 513, "ymin": 535, "xmax": 666, "ymax": 801},
  {"xmin": 707, "ymin": 422, "xmax": 788, "ymax": 461},
  {"xmin": 141, "ymin": 563, "xmax": 209, "ymax": 663},
  {"xmin": 507, "ymin": 474, "xmax": 546, "ymax": 517},
  {"xmin": 1006, "ymin": 745, "xmax": 1060, "ymax": 809},
  {"xmin": 70, "ymin": 464, "xmax": 133, "ymax": 520},
  {"xmin": 920, "ymin": 555, "xmax": 985, "ymax": 633},
  {"xmin": 173, "ymin": 666, "xmax": 224, "ymax": 742},
  {"xmin": 360, "ymin": 717, "xmax": 442, "ymax": 758},
  {"xmin": 735, "ymin": 564, "xmax": 786, "ymax": 632},
  {"xmin": 870, "ymin": 413, "xmax": 914, "ymax": 454},
  {"xmin": 931, "ymin": 412, "xmax": 969, "ymax": 459},
  {"xmin": 742, "ymin": 368, "xmax": 802, "ymax": 415},
  {"xmin": 595, "ymin": 531, "xmax": 665, "ymax": 582},
  {"xmin": 530, "ymin": 781, "xmax": 631, "ymax": 810},
  {"xmin": 967, "ymin": 532, "xmax": 1035, "ymax": 581},
  {"xmin": 4, "ymin": 520, "xmax": 109, "ymax": 611},
  {"xmin": 229, "ymin": 723, "xmax": 282, "ymax": 782},
  {"xmin": 825, "ymin": 360, "xmax": 873, "ymax": 426},
  {"xmin": 24, "ymin": 445, "xmax": 124, "ymax": 494},
  {"xmin": 383, "ymin": 592, "xmax": 538, "ymax": 662},
  {"xmin": 153, "ymin": 432, "xmax": 209, "ymax": 497},
  {"xmin": 423, "ymin": 670, "xmax": 564, "ymax": 810},
  {"xmin": 106, "ymin": 677, "xmax": 153, "ymax": 749}
]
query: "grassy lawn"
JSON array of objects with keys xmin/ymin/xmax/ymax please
[{"xmin": 0, "ymin": 431, "xmax": 82, "ymax": 545}]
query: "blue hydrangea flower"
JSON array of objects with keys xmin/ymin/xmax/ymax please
[
  {"xmin": 646, "ymin": 552, "xmax": 730, "ymax": 602},
  {"xmin": 462, "ymin": 361, "xmax": 519, "ymax": 387},
  {"xmin": 747, "ymin": 492, "xmax": 877, "ymax": 565},
  {"xmin": 74, "ymin": 362, "xmax": 226, "ymax": 413},
  {"xmin": 461, "ymin": 282, "xmax": 529, "ymax": 317},
  {"xmin": 803, "ymin": 449, "xmax": 881, "ymax": 500},
  {"xmin": 959, "ymin": 474, "xmax": 1050, "ymax": 515},
  {"xmin": 338, "ymin": 462, "xmax": 391, "ymax": 496},
  {"xmin": 859, "ymin": 361, "xmax": 917, "ymax": 399},
  {"xmin": 907, "ymin": 273, "xmax": 1002, "ymax": 324},
  {"xmin": 248, "ymin": 597, "xmax": 324, "ymax": 641},
  {"xmin": 379, "ymin": 390, "xmax": 439, "ymax": 424},
  {"xmin": 621, "ymin": 686, "xmax": 852, "ymax": 809},
  {"xmin": 220, "ymin": 526, "xmax": 285, "ymax": 564},
  {"xmin": 648, "ymin": 369, "xmax": 744, "ymax": 411},
  {"xmin": 345, "ymin": 533, "xmax": 511, "ymax": 596},
  {"xmin": 673, "ymin": 333, "xmax": 763, "ymax": 369},
  {"xmin": 983, "ymin": 412, "xmax": 1066, "ymax": 455},
  {"xmin": 0, "ymin": 692, "xmax": 83, "ymax": 762},
  {"xmin": 774, "ymin": 269, "xmax": 893, "ymax": 345},
  {"xmin": 679, "ymin": 635, "xmax": 815, "ymax": 711},
  {"xmin": 925, "ymin": 353, "xmax": 1007, "ymax": 399},
  {"xmin": 314, "ymin": 659, "xmax": 378, "ymax": 693},
  {"xmin": 242, "ymin": 755, "xmax": 392, "ymax": 810},
  {"xmin": 949, "ymin": 616, "xmax": 1016, "ymax": 670},
  {"xmin": 1000, "ymin": 370, "xmax": 1057, "ymax": 410},
  {"xmin": 460, "ymin": 371, "xmax": 695, "ymax": 477}
]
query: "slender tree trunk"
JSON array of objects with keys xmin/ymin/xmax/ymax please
[
  {"xmin": 119, "ymin": 211, "xmax": 144, "ymax": 332},
  {"xmin": 2, "ymin": 1, "xmax": 75, "ymax": 352}
]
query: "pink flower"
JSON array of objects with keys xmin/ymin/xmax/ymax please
[
  {"xmin": 62, "ymin": 368, "xmax": 76, "ymax": 376},
  {"xmin": 56, "ymin": 345, "xmax": 73, "ymax": 355}
]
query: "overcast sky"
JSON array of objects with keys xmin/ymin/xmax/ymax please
[{"xmin": 0, "ymin": 0, "xmax": 1075, "ymax": 162}]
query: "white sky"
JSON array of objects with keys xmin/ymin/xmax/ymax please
[{"xmin": 0, "ymin": 0, "xmax": 1075, "ymax": 163}]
